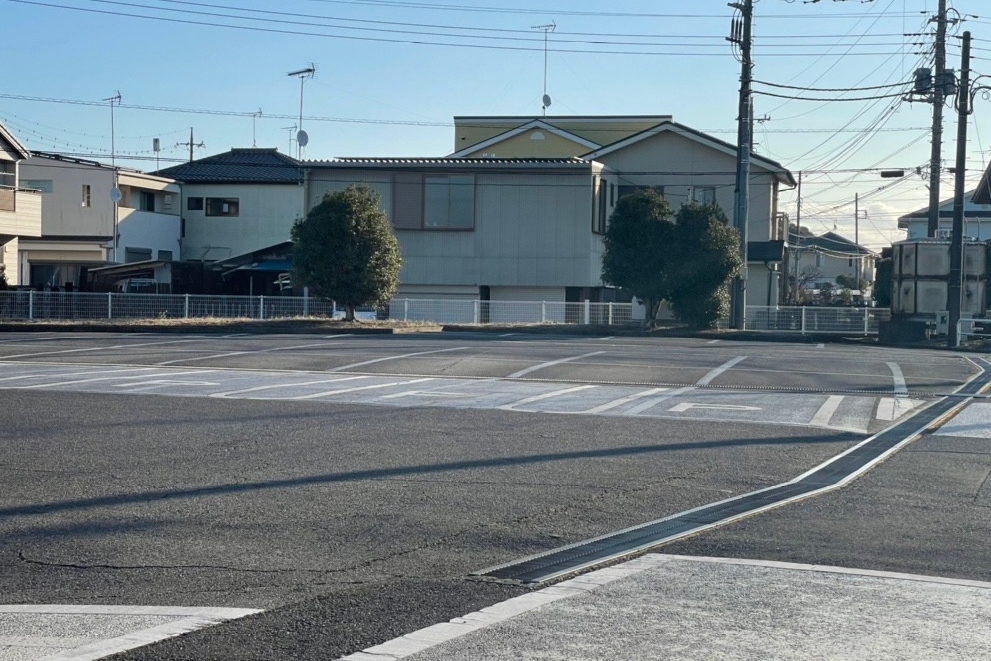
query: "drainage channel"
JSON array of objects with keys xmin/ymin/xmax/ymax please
[{"xmin": 474, "ymin": 357, "xmax": 991, "ymax": 585}]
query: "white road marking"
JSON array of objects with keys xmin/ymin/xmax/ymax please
[
  {"xmin": 330, "ymin": 347, "xmax": 467, "ymax": 372},
  {"xmin": 669, "ymin": 402, "xmax": 762, "ymax": 413},
  {"xmin": 817, "ymin": 343, "xmax": 825, "ymax": 349},
  {"xmin": 113, "ymin": 380, "xmax": 221, "ymax": 391},
  {"xmin": 581, "ymin": 388, "xmax": 668, "ymax": 414},
  {"xmin": 156, "ymin": 337, "xmax": 351, "ymax": 366},
  {"xmin": 625, "ymin": 387, "xmax": 695, "ymax": 416},
  {"xmin": 380, "ymin": 390, "xmax": 473, "ymax": 399},
  {"xmin": 0, "ymin": 604, "xmax": 260, "ymax": 661},
  {"xmin": 0, "ymin": 338, "xmax": 207, "ymax": 360},
  {"xmin": 507, "ymin": 351, "xmax": 606, "ymax": 379},
  {"xmin": 887, "ymin": 362, "xmax": 908, "ymax": 396},
  {"xmin": 707, "ymin": 339, "xmax": 721, "ymax": 344},
  {"xmin": 498, "ymin": 333, "xmax": 518, "ymax": 337},
  {"xmin": 598, "ymin": 336, "xmax": 615, "ymax": 341},
  {"xmin": 210, "ymin": 376, "xmax": 370, "ymax": 399},
  {"xmin": 695, "ymin": 356, "xmax": 747, "ymax": 386},
  {"xmin": 292, "ymin": 377, "xmax": 435, "ymax": 400},
  {"xmin": 810, "ymin": 395, "xmax": 844, "ymax": 427},
  {"xmin": 498, "ymin": 385, "xmax": 597, "ymax": 410},
  {"xmin": 0, "ymin": 366, "xmax": 156, "ymax": 383},
  {"xmin": 876, "ymin": 397, "xmax": 922, "ymax": 421},
  {"xmin": 13, "ymin": 370, "xmax": 215, "ymax": 389}
]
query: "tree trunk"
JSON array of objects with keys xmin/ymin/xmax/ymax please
[{"xmin": 345, "ymin": 305, "xmax": 356, "ymax": 321}]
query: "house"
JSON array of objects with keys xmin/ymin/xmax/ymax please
[
  {"xmin": 16, "ymin": 152, "xmax": 180, "ymax": 290},
  {"xmin": 449, "ymin": 116, "xmax": 796, "ymax": 306},
  {"xmin": 0, "ymin": 121, "xmax": 42, "ymax": 287},
  {"xmin": 787, "ymin": 230, "xmax": 877, "ymax": 301},
  {"xmin": 897, "ymin": 190, "xmax": 991, "ymax": 241},
  {"xmin": 152, "ymin": 148, "xmax": 304, "ymax": 264},
  {"xmin": 305, "ymin": 157, "xmax": 620, "ymax": 314}
]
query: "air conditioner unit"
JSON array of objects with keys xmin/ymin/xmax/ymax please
[{"xmin": 935, "ymin": 229, "xmax": 952, "ymax": 240}]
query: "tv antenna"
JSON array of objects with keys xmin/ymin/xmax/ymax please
[
  {"xmin": 282, "ymin": 124, "xmax": 297, "ymax": 154},
  {"xmin": 532, "ymin": 22, "xmax": 555, "ymax": 116},
  {"xmin": 287, "ymin": 64, "xmax": 316, "ymax": 158},
  {"xmin": 252, "ymin": 109, "xmax": 263, "ymax": 147}
]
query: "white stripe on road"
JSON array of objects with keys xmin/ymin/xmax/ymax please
[
  {"xmin": 696, "ymin": 356, "xmax": 747, "ymax": 386},
  {"xmin": 507, "ymin": 351, "xmax": 606, "ymax": 379},
  {"xmin": 0, "ymin": 338, "xmax": 208, "ymax": 360},
  {"xmin": 625, "ymin": 387, "xmax": 695, "ymax": 416},
  {"xmin": 15, "ymin": 370, "xmax": 217, "ymax": 389},
  {"xmin": 292, "ymin": 378, "xmax": 435, "ymax": 400},
  {"xmin": 876, "ymin": 397, "xmax": 921, "ymax": 421},
  {"xmin": 581, "ymin": 387, "xmax": 669, "ymax": 414},
  {"xmin": 810, "ymin": 395, "xmax": 845, "ymax": 427},
  {"xmin": 330, "ymin": 347, "xmax": 467, "ymax": 372},
  {"xmin": 817, "ymin": 343, "xmax": 825, "ymax": 349},
  {"xmin": 707, "ymin": 339, "xmax": 721, "ymax": 344},
  {"xmin": 156, "ymin": 337, "xmax": 352, "ymax": 366},
  {"xmin": 887, "ymin": 362, "xmax": 908, "ymax": 396},
  {"xmin": 210, "ymin": 376, "xmax": 371, "ymax": 399},
  {"xmin": 0, "ymin": 366, "xmax": 157, "ymax": 383},
  {"xmin": 498, "ymin": 385, "xmax": 597, "ymax": 410}
]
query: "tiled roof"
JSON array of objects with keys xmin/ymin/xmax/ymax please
[
  {"xmin": 309, "ymin": 157, "xmax": 592, "ymax": 167},
  {"xmin": 153, "ymin": 148, "xmax": 302, "ymax": 183}
]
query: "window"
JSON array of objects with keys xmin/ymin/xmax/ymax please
[
  {"xmin": 0, "ymin": 162, "xmax": 14, "ymax": 188},
  {"xmin": 162, "ymin": 195, "xmax": 174, "ymax": 212},
  {"xmin": 124, "ymin": 247, "xmax": 153, "ymax": 263},
  {"xmin": 157, "ymin": 250, "xmax": 173, "ymax": 261},
  {"xmin": 81, "ymin": 184, "xmax": 91, "ymax": 208},
  {"xmin": 424, "ymin": 175, "xmax": 474, "ymax": 229},
  {"xmin": 19, "ymin": 179, "xmax": 53, "ymax": 193},
  {"xmin": 187, "ymin": 197, "xmax": 204, "ymax": 211},
  {"xmin": 205, "ymin": 197, "xmax": 239, "ymax": 217},
  {"xmin": 593, "ymin": 179, "xmax": 608, "ymax": 234},
  {"xmin": 609, "ymin": 183, "xmax": 615, "ymax": 207},
  {"xmin": 139, "ymin": 191, "xmax": 156, "ymax": 212},
  {"xmin": 693, "ymin": 186, "xmax": 717, "ymax": 205}
]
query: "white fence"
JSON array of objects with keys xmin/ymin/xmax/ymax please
[
  {"xmin": 745, "ymin": 306, "xmax": 890, "ymax": 335},
  {"xmin": 0, "ymin": 291, "xmax": 636, "ymax": 326},
  {"xmin": 0, "ymin": 292, "xmax": 888, "ymax": 334}
]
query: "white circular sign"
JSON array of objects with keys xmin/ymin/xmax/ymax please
[
  {"xmin": 296, "ymin": 130, "xmax": 309, "ymax": 147},
  {"xmin": 109, "ymin": 188, "xmax": 122, "ymax": 203}
]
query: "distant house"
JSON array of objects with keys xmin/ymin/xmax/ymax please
[
  {"xmin": 449, "ymin": 116, "xmax": 795, "ymax": 306},
  {"xmin": 788, "ymin": 230, "xmax": 877, "ymax": 300},
  {"xmin": 0, "ymin": 121, "xmax": 42, "ymax": 287},
  {"xmin": 306, "ymin": 157, "xmax": 620, "ymax": 310},
  {"xmin": 17, "ymin": 152, "xmax": 180, "ymax": 290},
  {"xmin": 897, "ymin": 190, "xmax": 991, "ymax": 241}
]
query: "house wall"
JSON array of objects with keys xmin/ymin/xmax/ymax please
[
  {"xmin": 19, "ymin": 157, "xmax": 115, "ymax": 237},
  {"xmin": 904, "ymin": 217, "xmax": 991, "ymax": 241},
  {"xmin": 0, "ymin": 189, "xmax": 42, "ymax": 238},
  {"xmin": 180, "ymin": 183, "xmax": 304, "ymax": 261},
  {"xmin": 461, "ymin": 129, "xmax": 593, "ymax": 158},
  {"xmin": 118, "ymin": 209, "xmax": 181, "ymax": 260},
  {"xmin": 453, "ymin": 118, "xmax": 666, "ymax": 153},
  {"xmin": 1, "ymin": 236, "xmax": 18, "ymax": 285},
  {"xmin": 306, "ymin": 167, "xmax": 609, "ymax": 291}
]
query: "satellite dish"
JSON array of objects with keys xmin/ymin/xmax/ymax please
[
  {"xmin": 296, "ymin": 130, "xmax": 309, "ymax": 147},
  {"xmin": 109, "ymin": 187, "xmax": 122, "ymax": 203},
  {"xmin": 542, "ymin": 94, "xmax": 552, "ymax": 109}
]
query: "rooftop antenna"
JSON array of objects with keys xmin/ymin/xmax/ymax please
[
  {"xmin": 532, "ymin": 22, "xmax": 555, "ymax": 117},
  {"xmin": 287, "ymin": 64, "xmax": 316, "ymax": 159},
  {"xmin": 252, "ymin": 109, "xmax": 262, "ymax": 147},
  {"xmin": 282, "ymin": 124, "xmax": 297, "ymax": 154}
]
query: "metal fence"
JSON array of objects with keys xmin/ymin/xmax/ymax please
[
  {"xmin": 745, "ymin": 305, "xmax": 890, "ymax": 335},
  {"xmin": 0, "ymin": 291, "xmax": 636, "ymax": 326}
]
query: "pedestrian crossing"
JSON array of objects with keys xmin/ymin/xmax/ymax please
[{"xmin": 0, "ymin": 362, "xmax": 923, "ymax": 432}]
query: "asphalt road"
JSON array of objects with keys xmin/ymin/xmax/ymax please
[{"xmin": 0, "ymin": 332, "xmax": 987, "ymax": 659}]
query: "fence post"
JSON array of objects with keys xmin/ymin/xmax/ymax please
[
  {"xmin": 107, "ymin": 292, "xmax": 112, "ymax": 319},
  {"xmin": 473, "ymin": 299, "xmax": 480, "ymax": 324},
  {"xmin": 184, "ymin": 294, "xmax": 190, "ymax": 319},
  {"xmin": 403, "ymin": 298, "xmax": 409, "ymax": 321},
  {"xmin": 863, "ymin": 308, "xmax": 869, "ymax": 335},
  {"xmin": 541, "ymin": 301, "xmax": 546, "ymax": 323},
  {"xmin": 259, "ymin": 296, "xmax": 264, "ymax": 320},
  {"xmin": 28, "ymin": 290, "xmax": 34, "ymax": 320},
  {"xmin": 801, "ymin": 306, "xmax": 807, "ymax": 335},
  {"xmin": 608, "ymin": 302, "xmax": 613, "ymax": 326},
  {"xmin": 303, "ymin": 286, "xmax": 309, "ymax": 317},
  {"xmin": 584, "ymin": 299, "xmax": 590, "ymax": 325}
]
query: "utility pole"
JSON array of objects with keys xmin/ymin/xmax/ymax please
[
  {"xmin": 854, "ymin": 193, "xmax": 867, "ymax": 291},
  {"xmin": 176, "ymin": 128, "xmax": 205, "ymax": 163},
  {"xmin": 948, "ymin": 31, "xmax": 971, "ymax": 348},
  {"xmin": 792, "ymin": 171, "xmax": 802, "ymax": 304},
  {"xmin": 927, "ymin": 0, "xmax": 949, "ymax": 237},
  {"xmin": 728, "ymin": 0, "xmax": 753, "ymax": 330}
]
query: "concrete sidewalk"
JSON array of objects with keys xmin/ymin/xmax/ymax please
[{"xmin": 342, "ymin": 554, "xmax": 991, "ymax": 661}]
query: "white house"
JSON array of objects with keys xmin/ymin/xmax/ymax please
[
  {"xmin": 448, "ymin": 116, "xmax": 796, "ymax": 306},
  {"xmin": 897, "ymin": 190, "xmax": 991, "ymax": 241},
  {"xmin": 787, "ymin": 230, "xmax": 877, "ymax": 301},
  {"xmin": 16, "ymin": 152, "xmax": 180, "ymax": 290},
  {"xmin": 0, "ymin": 122, "xmax": 42, "ymax": 287}
]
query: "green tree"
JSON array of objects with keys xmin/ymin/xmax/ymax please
[
  {"xmin": 601, "ymin": 189, "xmax": 674, "ymax": 325},
  {"xmin": 0, "ymin": 264, "xmax": 8, "ymax": 291},
  {"xmin": 291, "ymin": 185, "xmax": 402, "ymax": 321},
  {"xmin": 667, "ymin": 203, "xmax": 743, "ymax": 329}
]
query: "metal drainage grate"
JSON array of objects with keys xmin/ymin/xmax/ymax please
[{"xmin": 474, "ymin": 359, "xmax": 991, "ymax": 585}]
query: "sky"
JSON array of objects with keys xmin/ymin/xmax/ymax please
[{"xmin": 3, "ymin": 0, "xmax": 991, "ymax": 250}]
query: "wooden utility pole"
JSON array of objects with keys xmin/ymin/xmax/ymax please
[
  {"xmin": 927, "ymin": 0, "xmax": 949, "ymax": 237},
  {"xmin": 729, "ymin": 0, "xmax": 753, "ymax": 329},
  {"xmin": 948, "ymin": 31, "xmax": 970, "ymax": 347}
]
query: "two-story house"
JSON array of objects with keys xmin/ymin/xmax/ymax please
[
  {"xmin": 0, "ymin": 122, "xmax": 42, "ymax": 287},
  {"xmin": 16, "ymin": 152, "xmax": 180, "ymax": 290},
  {"xmin": 788, "ymin": 230, "xmax": 877, "ymax": 301},
  {"xmin": 897, "ymin": 191, "xmax": 991, "ymax": 241}
]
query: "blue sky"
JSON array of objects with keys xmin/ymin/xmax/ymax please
[{"xmin": 3, "ymin": 0, "xmax": 990, "ymax": 248}]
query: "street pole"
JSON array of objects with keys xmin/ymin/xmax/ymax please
[
  {"xmin": 948, "ymin": 31, "xmax": 970, "ymax": 348},
  {"xmin": 927, "ymin": 0, "xmax": 948, "ymax": 237},
  {"xmin": 854, "ymin": 192, "xmax": 861, "ymax": 289},
  {"xmin": 793, "ymin": 171, "xmax": 802, "ymax": 303},
  {"xmin": 730, "ymin": 0, "xmax": 753, "ymax": 329}
]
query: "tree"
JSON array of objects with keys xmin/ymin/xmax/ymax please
[
  {"xmin": 291, "ymin": 185, "xmax": 402, "ymax": 321},
  {"xmin": 873, "ymin": 256, "xmax": 892, "ymax": 308},
  {"xmin": 0, "ymin": 264, "xmax": 8, "ymax": 291},
  {"xmin": 601, "ymin": 189, "xmax": 674, "ymax": 325},
  {"xmin": 666, "ymin": 203, "xmax": 743, "ymax": 329}
]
